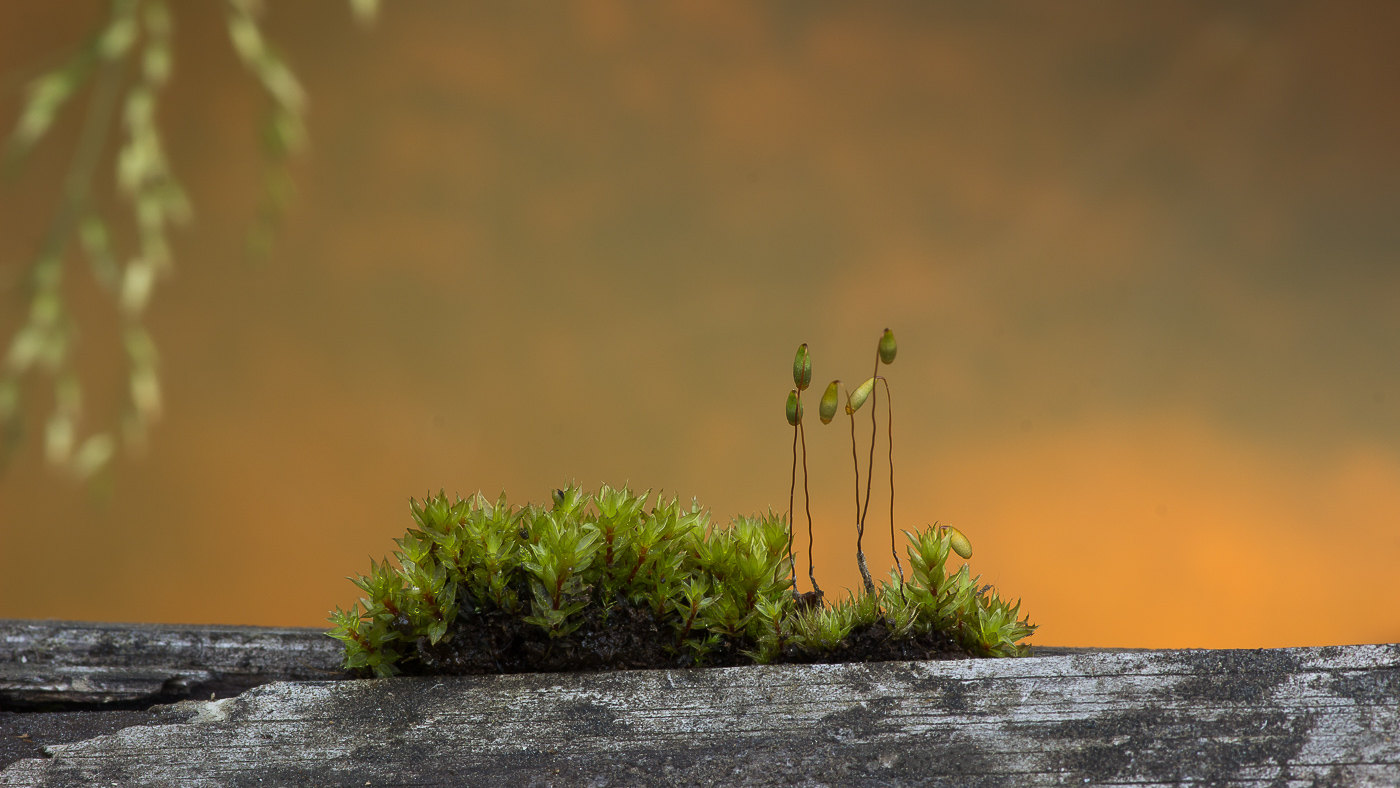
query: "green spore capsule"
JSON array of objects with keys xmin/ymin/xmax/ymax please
[
  {"xmin": 793, "ymin": 343, "xmax": 812, "ymax": 391},
  {"xmin": 846, "ymin": 377, "xmax": 875, "ymax": 414},
  {"xmin": 943, "ymin": 524, "xmax": 973, "ymax": 559},
  {"xmin": 879, "ymin": 328, "xmax": 897, "ymax": 365},
  {"xmin": 819, "ymin": 381, "xmax": 840, "ymax": 424},
  {"xmin": 786, "ymin": 389, "xmax": 802, "ymax": 426}
]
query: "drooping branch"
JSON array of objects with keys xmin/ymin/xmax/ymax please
[
  {"xmin": 1, "ymin": 0, "xmax": 137, "ymax": 476},
  {"xmin": 2, "ymin": 0, "xmax": 362, "ymax": 479}
]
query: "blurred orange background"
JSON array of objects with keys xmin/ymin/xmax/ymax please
[{"xmin": 2, "ymin": 1, "xmax": 1398, "ymax": 648}]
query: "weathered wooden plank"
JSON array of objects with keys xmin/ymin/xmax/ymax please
[
  {"xmin": 3, "ymin": 644, "xmax": 1396, "ymax": 787},
  {"xmin": 0, "ymin": 710, "xmax": 177, "ymax": 775},
  {"xmin": 0, "ymin": 620, "xmax": 345, "ymax": 707},
  {"xmin": 0, "ymin": 619, "xmax": 1112, "ymax": 708}
]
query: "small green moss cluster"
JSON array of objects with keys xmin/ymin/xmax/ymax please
[{"xmin": 328, "ymin": 484, "xmax": 1034, "ymax": 676}]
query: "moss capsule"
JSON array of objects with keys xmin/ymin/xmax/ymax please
[
  {"xmin": 793, "ymin": 343, "xmax": 812, "ymax": 391},
  {"xmin": 879, "ymin": 328, "xmax": 897, "ymax": 365},
  {"xmin": 819, "ymin": 381, "xmax": 840, "ymax": 424},
  {"xmin": 943, "ymin": 525, "xmax": 973, "ymax": 559},
  {"xmin": 847, "ymin": 377, "xmax": 875, "ymax": 414}
]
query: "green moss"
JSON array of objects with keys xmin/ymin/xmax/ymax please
[{"xmin": 328, "ymin": 484, "xmax": 1035, "ymax": 676}]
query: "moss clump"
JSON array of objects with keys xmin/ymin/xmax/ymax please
[{"xmin": 328, "ymin": 484, "xmax": 1034, "ymax": 676}]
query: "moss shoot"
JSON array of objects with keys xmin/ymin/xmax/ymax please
[{"xmin": 328, "ymin": 484, "xmax": 1034, "ymax": 677}]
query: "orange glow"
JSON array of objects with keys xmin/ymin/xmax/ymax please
[{"xmin": 1, "ymin": 2, "xmax": 1397, "ymax": 648}]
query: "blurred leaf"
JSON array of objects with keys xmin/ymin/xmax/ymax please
[
  {"xmin": 71, "ymin": 433, "xmax": 115, "ymax": 479},
  {"xmin": 350, "ymin": 0, "xmax": 381, "ymax": 27},
  {"xmin": 44, "ymin": 412, "xmax": 74, "ymax": 464},
  {"xmin": 123, "ymin": 325, "xmax": 158, "ymax": 366},
  {"xmin": 143, "ymin": 41, "xmax": 172, "ymax": 86},
  {"xmin": 124, "ymin": 325, "xmax": 161, "ymax": 422},
  {"xmin": 129, "ymin": 364, "xmax": 161, "ymax": 422},
  {"xmin": 8, "ymin": 55, "xmax": 94, "ymax": 157},
  {"xmin": 226, "ymin": 8, "xmax": 266, "ymax": 65},
  {"xmin": 265, "ymin": 107, "xmax": 307, "ymax": 156},
  {"xmin": 258, "ymin": 56, "xmax": 307, "ymax": 115},
  {"xmin": 6, "ymin": 327, "xmax": 45, "ymax": 373},
  {"xmin": 141, "ymin": 2, "xmax": 172, "ymax": 85},
  {"xmin": 31, "ymin": 285, "xmax": 62, "ymax": 326},
  {"xmin": 96, "ymin": 8, "xmax": 138, "ymax": 60},
  {"xmin": 156, "ymin": 180, "xmax": 192, "ymax": 223},
  {"xmin": 120, "ymin": 259, "xmax": 156, "ymax": 315}
]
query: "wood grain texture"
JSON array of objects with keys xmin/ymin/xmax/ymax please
[
  {"xmin": 3, "ymin": 644, "xmax": 1396, "ymax": 787},
  {"xmin": 0, "ymin": 619, "xmax": 1115, "ymax": 709},
  {"xmin": 0, "ymin": 620, "xmax": 345, "ymax": 707}
]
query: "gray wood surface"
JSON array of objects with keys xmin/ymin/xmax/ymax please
[
  {"xmin": 0, "ymin": 619, "xmax": 345, "ymax": 708},
  {"xmin": 0, "ymin": 618, "xmax": 1108, "ymax": 709},
  {"xmin": 3, "ymin": 643, "xmax": 1396, "ymax": 787}
]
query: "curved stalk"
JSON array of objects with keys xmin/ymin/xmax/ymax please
[
  {"xmin": 849, "ymin": 409, "xmax": 874, "ymax": 595},
  {"xmin": 788, "ymin": 395, "xmax": 798, "ymax": 594},
  {"xmin": 859, "ymin": 347, "xmax": 879, "ymax": 530},
  {"xmin": 801, "ymin": 420, "xmax": 819, "ymax": 599},
  {"xmin": 879, "ymin": 376, "xmax": 903, "ymax": 592}
]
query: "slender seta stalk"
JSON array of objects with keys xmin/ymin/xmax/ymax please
[
  {"xmin": 854, "ymin": 331, "xmax": 900, "ymax": 595},
  {"xmin": 858, "ymin": 337, "xmax": 882, "ymax": 578},
  {"xmin": 787, "ymin": 388, "xmax": 799, "ymax": 589},
  {"xmin": 848, "ymin": 401, "xmax": 874, "ymax": 594},
  {"xmin": 801, "ymin": 418, "xmax": 819, "ymax": 600},
  {"xmin": 880, "ymin": 377, "xmax": 903, "ymax": 589},
  {"xmin": 846, "ymin": 378, "xmax": 878, "ymax": 595},
  {"xmin": 821, "ymin": 377, "xmax": 877, "ymax": 594},
  {"xmin": 788, "ymin": 344, "xmax": 814, "ymax": 598},
  {"xmin": 869, "ymin": 330, "xmax": 900, "ymax": 588}
]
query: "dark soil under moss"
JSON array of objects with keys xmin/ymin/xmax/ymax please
[{"xmin": 396, "ymin": 597, "xmax": 972, "ymax": 677}]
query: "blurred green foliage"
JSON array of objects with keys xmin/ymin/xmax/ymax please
[{"xmin": 1, "ymin": 0, "xmax": 377, "ymax": 480}]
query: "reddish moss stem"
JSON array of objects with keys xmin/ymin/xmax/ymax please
[
  {"xmin": 788, "ymin": 399, "xmax": 799, "ymax": 593},
  {"xmin": 850, "ymin": 411, "xmax": 874, "ymax": 595},
  {"xmin": 879, "ymin": 378, "xmax": 904, "ymax": 589},
  {"xmin": 801, "ymin": 421, "xmax": 820, "ymax": 598}
]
